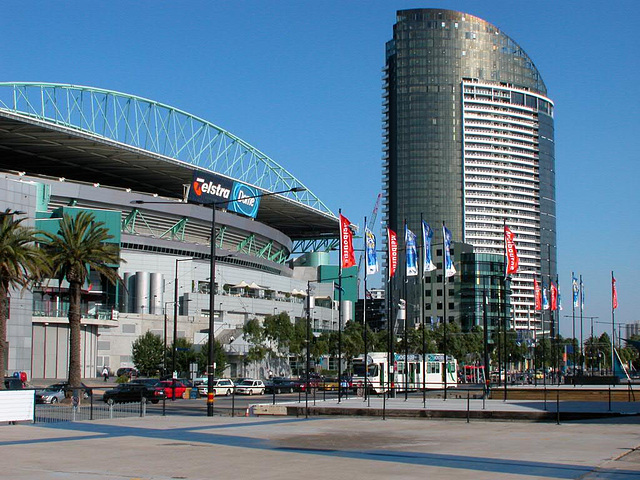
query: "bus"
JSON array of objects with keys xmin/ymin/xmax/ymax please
[{"xmin": 352, "ymin": 352, "xmax": 457, "ymax": 394}]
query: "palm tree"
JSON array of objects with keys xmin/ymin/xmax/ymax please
[
  {"xmin": 43, "ymin": 212, "xmax": 122, "ymax": 387},
  {"xmin": 0, "ymin": 210, "xmax": 48, "ymax": 386}
]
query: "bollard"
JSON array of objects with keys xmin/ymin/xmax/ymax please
[
  {"xmin": 608, "ymin": 387, "xmax": 612, "ymax": 412},
  {"xmin": 298, "ymin": 390, "xmax": 301, "ymax": 403},
  {"xmin": 466, "ymin": 390, "xmax": 470, "ymax": 423},
  {"xmin": 231, "ymin": 387, "xmax": 235, "ymax": 417},
  {"xmin": 543, "ymin": 387, "xmax": 547, "ymax": 411},
  {"xmin": 162, "ymin": 396, "xmax": 166, "ymax": 416},
  {"xmin": 556, "ymin": 391, "xmax": 560, "ymax": 425},
  {"xmin": 314, "ymin": 386, "xmax": 316, "ymax": 406},
  {"xmin": 272, "ymin": 387, "xmax": 276, "ymax": 405},
  {"xmin": 628, "ymin": 381, "xmax": 632, "ymax": 403},
  {"xmin": 109, "ymin": 403, "xmax": 113, "ymax": 419},
  {"xmin": 90, "ymin": 389, "xmax": 94, "ymax": 421}
]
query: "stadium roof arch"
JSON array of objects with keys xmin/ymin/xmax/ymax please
[{"xmin": 0, "ymin": 82, "xmax": 338, "ymax": 248}]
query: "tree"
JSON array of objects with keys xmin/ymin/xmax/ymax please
[
  {"xmin": 132, "ymin": 331, "xmax": 164, "ymax": 376},
  {"xmin": 173, "ymin": 337, "xmax": 198, "ymax": 376},
  {"xmin": 243, "ymin": 317, "xmax": 268, "ymax": 364},
  {"xmin": 0, "ymin": 211, "xmax": 48, "ymax": 385},
  {"xmin": 196, "ymin": 338, "xmax": 227, "ymax": 377},
  {"xmin": 263, "ymin": 312, "xmax": 294, "ymax": 358},
  {"xmin": 43, "ymin": 212, "xmax": 121, "ymax": 387}
]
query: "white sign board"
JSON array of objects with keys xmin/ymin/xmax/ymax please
[{"xmin": 0, "ymin": 390, "xmax": 35, "ymax": 422}]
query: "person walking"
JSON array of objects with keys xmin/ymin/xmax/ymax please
[{"xmin": 102, "ymin": 366, "xmax": 109, "ymax": 382}]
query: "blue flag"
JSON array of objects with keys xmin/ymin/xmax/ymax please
[
  {"xmin": 580, "ymin": 278, "xmax": 585, "ymax": 311},
  {"xmin": 422, "ymin": 220, "xmax": 436, "ymax": 274},
  {"xmin": 572, "ymin": 274, "xmax": 579, "ymax": 308},
  {"xmin": 364, "ymin": 227, "xmax": 378, "ymax": 276},
  {"xmin": 542, "ymin": 284, "xmax": 549, "ymax": 310},
  {"xmin": 405, "ymin": 225, "xmax": 418, "ymax": 277},
  {"xmin": 442, "ymin": 225, "xmax": 456, "ymax": 278}
]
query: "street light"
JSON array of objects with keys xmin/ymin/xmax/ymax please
[{"xmin": 205, "ymin": 186, "xmax": 305, "ymax": 416}]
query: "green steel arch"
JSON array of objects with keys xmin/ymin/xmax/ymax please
[{"xmin": 0, "ymin": 82, "xmax": 334, "ymax": 218}]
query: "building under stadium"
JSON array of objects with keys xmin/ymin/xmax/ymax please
[{"xmin": 0, "ymin": 82, "xmax": 355, "ymax": 380}]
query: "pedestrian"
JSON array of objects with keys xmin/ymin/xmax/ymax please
[{"xmin": 102, "ymin": 366, "xmax": 109, "ymax": 382}]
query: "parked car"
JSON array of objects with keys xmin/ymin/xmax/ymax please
[
  {"xmin": 103, "ymin": 383, "xmax": 166, "ymax": 404},
  {"xmin": 235, "ymin": 379, "xmax": 265, "ymax": 395},
  {"xmin": 157, "ymin": 380, "xmax": 187, "ymax": 399},
  {"xmin": 264, "ymin": 377, "xmax": 300, "ymax": 394},
  {"xmin": 116, "ymin": 367, "xmax": 139, "ymax": 378},
  {"xmin": 35, "ymin": 385, "xmax": 66, "ymax": 404},
  {"xmin": 197, "ymin": 378, "xmax": 235, "ymax": 396},
  {"xmin": 44, "ymin": 381, "xmax": 93, "ymax": 399},
  {"xmin": 129, "ymin": 378, "xmax": 160, "ymax": 388}
]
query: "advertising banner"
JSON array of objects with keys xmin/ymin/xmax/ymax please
[
  {"xmin": 364, "ymin": 227, "xmax": 378, "ymax": 275},
  {"xmin": 388, "ymin": 228, "xmax": 398, "ymax": 279},
  {"xmin": 405, "ymin": 225, "xmax": 418, "ymax": 276},
  {"xmin": 504, "ymin": 226, "xmax": 519, "ymax": 276},
  {"xmin": 340, "ymin": 214, "xmax": 356, "ymax": 269},
  {"xmin": 188, "ymin": 171, "xmax": 261, "ymax": 218}
]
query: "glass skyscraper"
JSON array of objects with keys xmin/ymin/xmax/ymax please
[{"xmin": 383, "ymin": 9, "xmax": 556, "ymax": 334}]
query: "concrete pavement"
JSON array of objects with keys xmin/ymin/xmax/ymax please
[{"xmin": 2, "ymin": 412, "xmax": 640, "ymax": 479}]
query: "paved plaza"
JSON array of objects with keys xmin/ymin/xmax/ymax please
[{"xmin": 2, "ymin": 410, "xmax": 640, "ymax": 480}]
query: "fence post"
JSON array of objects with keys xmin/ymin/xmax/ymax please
[
  {"xmin": 231, "ymin": 387, "xmax": 235, "ymax": 417},
  {"xmin": 466, "ymin": 390, "xmax": 470, "ymax": 423},
  {"xmin": 543, "ymin": 387, "xmax": 547, "ymax": 411},
  {"xmin": 90, "ymin": 389, "xmax": 94, "ymax": 421},
  {"xmin": 556, "ymin": 390, "xmax": 560, "ymax": 425},
  {"xmin": 608, "ymin": 387, "xmax": 612, "ymax": 412},
  {"xmin": 109, "ymin": 402, "xmax": 113, "ymax": 419}
]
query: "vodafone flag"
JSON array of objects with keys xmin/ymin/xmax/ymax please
[
  {"xmin": 388, "ymin": 228, "xmax": 398, "ymax": 279},
  {"xmin": 612, "ymin": 276, "xmax": 618, "ymax": 310},
  {"xmin": 504, "ymin": 226, "xmax": 519, "ymax": 276},
  {"xmin": 340, "ymin": 214, "xmax": 356, "ymax": 269}
]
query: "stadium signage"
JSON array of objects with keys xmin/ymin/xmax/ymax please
[{"xmin": 188, "ymin": 171, "xmax": 261, "ymax": 219}]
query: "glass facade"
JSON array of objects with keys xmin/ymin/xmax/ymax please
[{"xmin": 383, "ymin": 8, "xmax": 556, "ymax": 335}]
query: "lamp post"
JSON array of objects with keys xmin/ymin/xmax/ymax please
[{"xmin": 205, "ymin": 186, "xmax": 306, "ymax": 416}]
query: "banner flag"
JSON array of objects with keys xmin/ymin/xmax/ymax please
[
  {"xmin": 550, "ymin": 282, "xmax": 558, "ymax": 311},
  {"xmin": 405, "ymin": 225, "xmax": 418, "ymax": 277},
  {"xmin": 558, "ymin": 286, "xmax": 563, "ymax": 311},
  {"xmin": 504, "ymin": 225, "xmax": 519, "ymax": 276},
  {"xmin": 421, "ymin": 220, "xmax": 436, "ymax": 273},
  {"xmin": 542, "ymin": 283, "xmax": 550, "ymax": 310},
  {"xmin": 339, "ymin": 214, "xmax": 356, "ymax": 269},
  {"xmin": 572, "ymin": 274, "xmax": 579, "ymax": 308},
  {"xmin": 534, "ymin": 278, "xmax": 542, "ymax": 311},
  {"xmin": 580, "ymin": 278, "xmax": 585, "ymax": 311},
  {"xmin": 442, "ymin": 225, "xmax": 456, "ymax": 278},
  {"xmin": 364, "ymin": 227, "xmax": 378, "ymax": 276},
  {"xmin": 387, "ymin": 228, "xmax": 398, "ymax": 279},
  {"xmin": 612, "ymin": 275, "xmax": 618, "ymax": 310}
]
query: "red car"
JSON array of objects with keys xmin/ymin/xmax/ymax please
[{"xmin": 158, "ymin": 380, "xmax": 187, "ymax": 399}]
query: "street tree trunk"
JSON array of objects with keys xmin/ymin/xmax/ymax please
[
  {"xmin": 68, "ymin": 280, "xmax": 83, "ymax": 387},
  {"xmin": 0, "ymin": 281, "xmax": 8, "ymax": 388}
]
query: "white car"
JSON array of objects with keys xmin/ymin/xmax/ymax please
[
  {"xmin": 197, "ymin": 378, "xmax": 235, "ymax": 396},
  {"xmin": 235, "ymin": 379, "xmax": 265, "ymax": 395}
]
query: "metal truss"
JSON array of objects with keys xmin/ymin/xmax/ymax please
[
  {"xmin": 292, "ymin": 238, "xmax": 339, "ymax": 253},
  {"xmin": 0, "ymin": 82, "xmax": 334, "ymax": 218}
]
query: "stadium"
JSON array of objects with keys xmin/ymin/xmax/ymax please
[{"xmin": 0, "ymin": 82, "xmax": 355, "ymax": 380}]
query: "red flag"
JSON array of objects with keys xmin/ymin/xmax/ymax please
[
  {"xmin": 534, "ymin": 278, "xmax": 542, "ymax": 311},
  {"xmin": 612, "ymin": 276, "xmax": 618, "ymax": 310},
  {"xmin": 504, "ymin": 226, "xmax": 519, "ymax": 276},
  {"xmin": 387, "ymin": 228, "xmax": 398, "ymax": 279},
  {"xmin": 550, "ymin": 282, "xmax": 558, "ymax": 311},
  {"xmin": 339, "ymin": 214, "xmax": 356, "ymax": 269}
]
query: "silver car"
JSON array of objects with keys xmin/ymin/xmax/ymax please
[{"xmin": 36, "ymin": 386, "xmax": 66, "ymax": 404}]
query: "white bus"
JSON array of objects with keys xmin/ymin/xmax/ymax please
[{"xmin": 352, "ymin": 352, "xmax": 457, "ymax": 394}]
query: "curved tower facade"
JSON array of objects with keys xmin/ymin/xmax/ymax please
[{"xmin": 383, "ymin": 8, "xmax": 556, "ymax": 333}]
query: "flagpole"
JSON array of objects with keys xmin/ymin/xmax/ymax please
[
  {"xmin": 442, "ymin": 221, "xmax": 448, "ymax": 401},
  {"xmin": 338, "ymin": 209, "xmax": 343, "ymax": 404},
  {"xmin": 363, "ymin": 216, "xmax": 368, "ymax": 405},
  {"xmin": 503, "ymin": 220, "xmax": 509, "ymax": 400},
  {"xmin": 580, "ymin": 274, "xmax": 584, "ymax": 373},
  {"xmin": 403, "ymin": 219, "xmax": 408, "ymax": 401},
  {"xmin": 556, "ymin": 274, "xmax": 561, "ymax": 386},
  {"xmin": 420, "ymin": 213, "xmax": 426, "ymax": 408},
  {"xmin": 572, "ymin": 272, "xmax": 576, "ymax": 377},
  {"xmin": 611, "ymin": 271, "xmax": 615, "ymax": 370}
]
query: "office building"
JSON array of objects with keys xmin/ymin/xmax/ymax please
[{"xmin": 383, "ymin": 8, "xmax": 556, "ymax": 334}]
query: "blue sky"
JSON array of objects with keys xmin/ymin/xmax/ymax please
[{"xmin": 2, "ymin": 1, "xmax": 638, "ymax": 339}]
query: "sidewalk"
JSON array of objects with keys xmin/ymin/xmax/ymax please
[
  {"xmin": 2, "ymin": 413, "xmax": 639, "ymax": 479},
  {"xmin": 253, "ymin": 392, "xmax": 640, "ymax": 421}
]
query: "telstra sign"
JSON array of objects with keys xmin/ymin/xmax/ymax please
[{"xmin": 188, "ymin": 171, "xmax": 261, "ymax": 219}]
